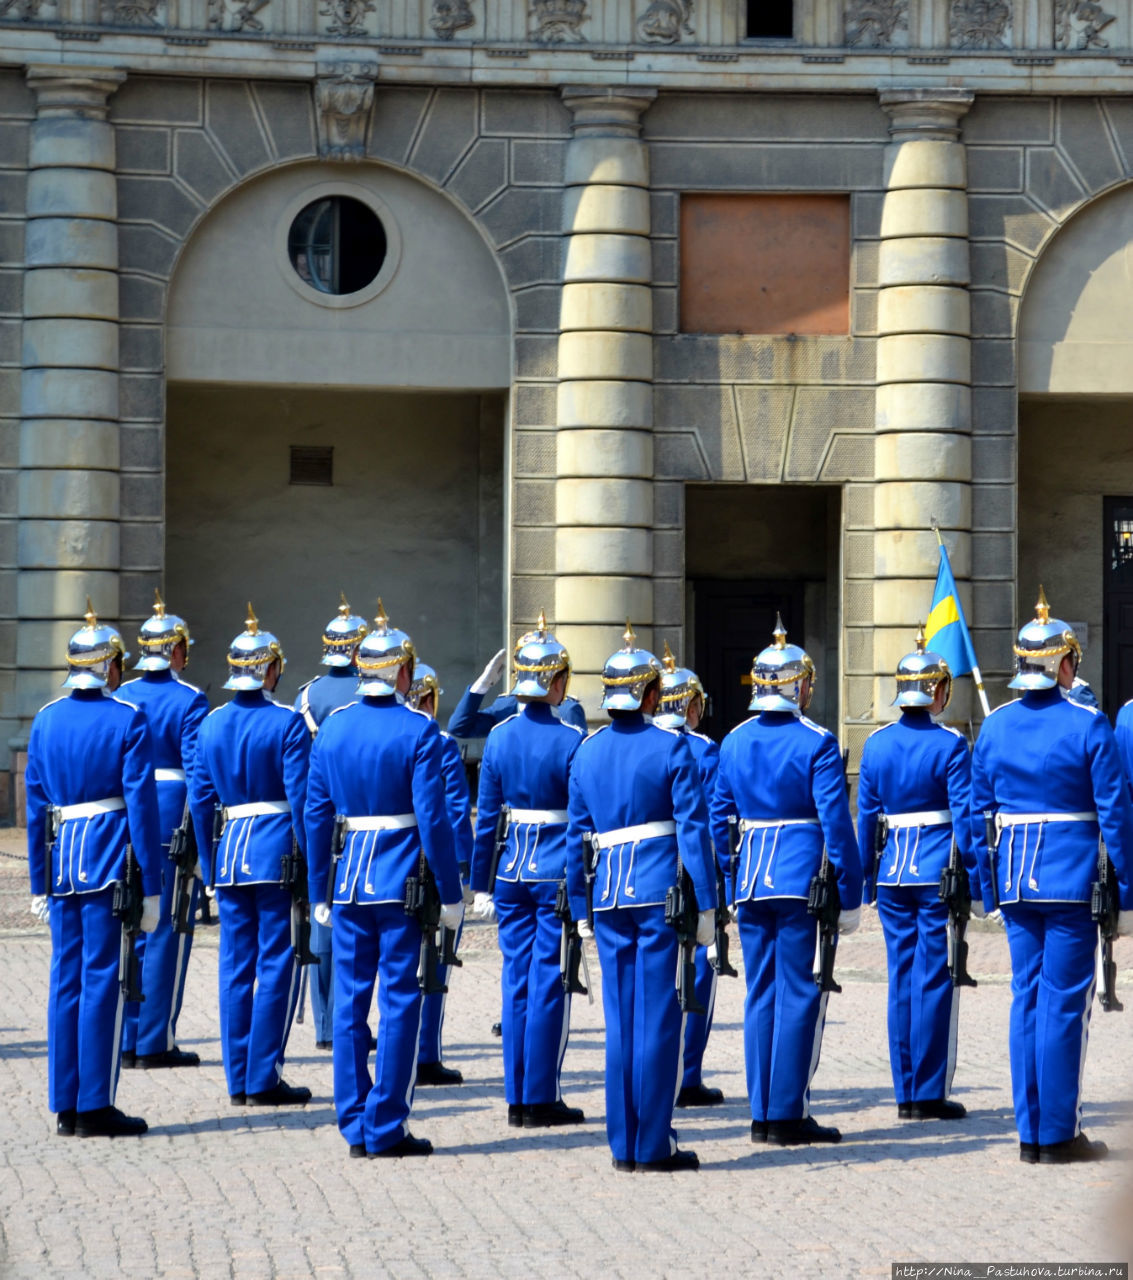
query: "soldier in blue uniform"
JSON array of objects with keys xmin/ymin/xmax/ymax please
[
  {"xmin": 971, "ymin": 589, "xmax": 1132, "ymax": 1164},
  {"xmin": 470, "ymin": 613, "xmax": 586, "ymax": 1128},
  {"xmin": 655, "ymin": 643, "xmax": 726, "ymax": 1109},
  {"xmin": 567, "ymin": 624, "xmax": 716, "ymax": 1172},
  {"xmin": 293, "ymin": 596, "xmax": 369, "ymax": 1050},
  {"xmin": 26, "ymin": 602, "xmax": 163, "ymax": 1137},
  {"xmin": 446, "ymin": 643, "xmax": 588, "ymax": 738},
  {"xmin": 189, "ymin": 606, "xmax": 311, "ymax": 1107},
  {"xmin": 305, "ymin": 603, "xmax": 463, "ymax": 1158},
  {"xmin": 120, "ymin": 592, "xmax": 210, "ymax": 1070},
  {"xmin": 710, "ymin": 617, "xmax": 861, "ymax": 1146},
  {"xmin": 406, "ymin": 660, "xmax": 471, "ymax": 1086},
  {"xmin": 856, "ymin": 629, "xmax": 976, "ymax": 1121}
]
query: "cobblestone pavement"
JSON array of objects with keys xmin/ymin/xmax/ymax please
[{"xmin": 2, "ymin": 833, "xmax": 1132, "ymax": 1278}]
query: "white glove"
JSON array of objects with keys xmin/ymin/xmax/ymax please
[
  {"xmin": 970, "ymin": 900, "xmax": 986, "ymax": 920},
  {"xmin": 988, "ymin": 908, "xmax": 1005, "ymax": 928},
  {"xmin": 1118, "ymin": 910, "xmax": 1133, "ymax": 938},
  {"xmin": 576, "ymin": 918, "xmax": 593, "ymax": 939},
  {"xmin": 29, "ymin": 894, "xmax": 49, "ymax": 923},
  {"xmin": 837, "ymin": 906, "xmax": 861, "ymax": 936},
  {"xmin": 139, "ymin": 895, "xmax": 161, "ymax": 933},
  {"xmin": 204, "ymin": 884, "xmax": 216, "ymax": 900},
  {"xmin": 313, "ymin": 903, "xmax": 332, "ymax": 927},
  {"xmin": 472, "ymin": 891, "xmax": 496, "ymax": 920},
  {"xmin": 706, "ymin": 941, "xmax": 718, "ymax": 966},
  {"xmin": 471, "ymin": 648, "xmax": 508, "ymax": 695},
  {"xmin": 696, "ymin": 908, "xmax": 715, "ymax": 947},
  {"xmin": 440, "ymin": 900, "xmax": 465, "ymax": 932}
]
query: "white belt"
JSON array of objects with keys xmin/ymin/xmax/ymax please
[
  {"xmin": 885, "ymin": 808, "xmax": 952, "ymax": 829},
  {"xmin": 154, "ymin": 768, "xmax": 186, "ymax": 783},
  {"xmin": 738, "ymin": 817, "xmax": 819, "ymax": 833},
  {"xmin": 341, "ymin": 814, "xmax": 418, "ymax": 831},
  {"xmin": 997, "ymin": 811, "xmax": 1097, "ymax": 827},
  {"xmin": 509, "ymin": 808, "xmax": 568, "ymax": 825},
  {"xmin": 55, "ymin": 797, "xmax": 125, "ymax": 821},
  {"xmin": 224, "ymin": 800, "xmax": 291, "ymax": 820},
  {"xmin": 595, "ymin": 820, "xmax": 676, "ymax": 849}
]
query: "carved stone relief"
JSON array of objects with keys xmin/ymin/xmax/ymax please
[
  {"xmin": 950, "ymin": 0, "xmax": 1011, "ymax": 47},
  {"xmin": 636, "ymin": 0, "xmax": 692, "ymax": 43},
  {"xmin": 1054, "ymin": 0, "xmax": 1114, "ymax": 48},
  {"xmin": 207, "ymin": 0, "xmax": 270, "ymax": 31},
  {"xmin": 0, "ymin": 0, "xmax": 52, "ymax": 17},
  {"xmin": 315, "ymin": 61, "xmax": 377, "ymax": 160},
  {"xmin": 105, "ymin": 0, "xmax": 161, "ymax": 22},
  {"xmin": 844, "ymin": 0, "xmax": 907, "ymax": 47},
  {"xmin": 529, "ymin": 0, "xmax": 587, "ymax": 42},
  {"xmin": 319, "ymin": 0, "xmax": 374, "ymax": 37},
  {"xmin": 430, "ymin": 0, "xmax": 474, "ymax": 38}
]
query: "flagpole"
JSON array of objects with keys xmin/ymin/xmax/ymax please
[{"xmin": 931, "ymin": 520, "xmax": 991, "ymax": 717}]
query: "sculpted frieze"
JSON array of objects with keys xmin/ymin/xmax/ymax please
[{"xmin": 637, "ymin": 0, "xmax": 693, "ymax": 43}]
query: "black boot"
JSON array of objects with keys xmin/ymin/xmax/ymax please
[
  {"xmin": 612, "ymin": 1157, "xmax": 636, "ymax": 1172},
  {"xmin": 910, "ymin": 1098, "xmax": 967, "ymax": 1121},
  {"xmin": 897, "ymin": 1102, "xmax": 913, "ymax": 1119},
  {"xmin": 247, "ymin": 1080, "xmax": 311, "ymax": 1107},
  {"xmin": 137, "ymin": 1047, "xmax": 201, "ymax": 1069},
  {"xmin": 370, "ymin": 1133, "xmax": 433, "ymax": 1158},
  {"xmin": 676, "ymin": 1083, "xmax": 724, "ymax": 1108},
  {"xmin": 750, "ymin": 1120, "xmax": 769, "ymax": 1143},
  {"xmin": 767, "ymin": 1116, "xmax": 841, "ymax": 1146},
  {"xmin": 1019, "ymin": 1141, "xmax": 1040, "ymax": 1164},
  {"xmin": 523, "ymin": 1100, "xmax": 585, "ymax": 1128},
  {"xmin": 119, "ymin": 1050, "xmax": 137, "ymax": 1070},
  {"xmin": 507, "ymin": 1104, "xmax": 524, "ymax": 1129},
  {"xmin": 416, "ymin": 1062, "xmax": 464, "ymax": 1087},
  {"xmin": 1038, "ymin": 1133, "xmax": 1108, "ymax": 1164},
  {"xmin": 638, "ymin": 1149, "xmax": 699, "ymax": 1172},
  {"xmin": 56, "ymin": 1109, "xmax": 76, "ymax": 1137},
  {"xmin": 75, "ymin": 1106, "xmax": 148, "ymax": 1138}
]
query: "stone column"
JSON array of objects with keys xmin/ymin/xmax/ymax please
[
  {"xmin": 18, "ymin": 67, "xmax": 126, "ymax": 726},
  {"xmin": 873, "ymin": 88, "xmax": 975, "ymax": 719},
  {"xmin": 554, "ymin": 86, "xmax": 657, "ymax": 715}
]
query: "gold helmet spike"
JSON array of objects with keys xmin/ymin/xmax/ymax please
[
  {"xmin": 772, "ymin": 613, "xmax": 788, "ymax": 649},
  {"xmin": 623, "ymin": 619, "xmax": 637, "ymax": 650},
  {"xmin": 153, "ymin": 588, "xmax": 166, "ymax": 619},
  {"xmin": 84, "ymin": 596, "xmax": 97, "ymax": 628},
  {"xmin": 374, "ymin": 598, "xmax": 390, "ymax": 632},
  {"xmin": 915, "ymin": 624, "xmax": 926, "ymax": 654},
  {"xmin": 536, "ymin": 608, "xmax": 547, "ymax": 636},
  {"xmin": 338, "ymin": 592, "xmax": 351, "ymax": 619},
  {"xmin": 245, "ymin": 603, "xmax": 259, "ymax": 635},
  {"xmin": 662, "ymin": 640, "xmax": 677, "ymax": 674},
  {"xmin": 1035, "ymin": 585, "xmax": 1051, "ymax": 624}
]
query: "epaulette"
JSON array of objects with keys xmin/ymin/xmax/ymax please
[
  {"xmin": 204, "ymin": 704, "xmax": 225, "ymax": 718},
  {"xmin": 177, "ymin": 677, "xmax": 205, "ymax": 697},
  {"xmin": 560, "ymin": 719, "xmax": 585, "ymax": 736},
  {"xmin": 653, "ymin": 723, "xmax": 681, "ymax": 737},
  {"xmin": 689, "ymin": 730, "xmax": 715, "ymax": 746},
  {"xmin": 798, "ymin": 715, "xmax": 831, "ymax": 738},
  {"xmin": 983, "ymin": 700, "xmax": 1010, "ymax": 718},
  {"xmin": 865, "ymin": 721, "xmax": 896, "ymax": 740},
  {"xmin": 1065, "ymin": 698, "xmax": 1100, "ymax": 717},
  {"xmin": 486, "ymin": 712, "xmax": 521, "ymax": 735},
  {"xmin": 111, "ymin": 694, "xmax": 142, "ymax": 713},
  {"xmin": 940, "ymin": 723, "xmax": 966, "ymax": 740},
  {"xmin": 325, "ymin": 702, "xmax": 353, "ymax": 720}
]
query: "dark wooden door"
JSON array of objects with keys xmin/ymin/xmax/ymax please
[
  {"xmin": 692, "ymin": 579, "xmax": 805, "ymax": 742},
  {"xmin": 1104, "ymin": 497, "xmax": 1133, "ymax": 714}
]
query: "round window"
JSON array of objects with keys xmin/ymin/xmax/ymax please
[{"xmin": 287, "ymin": 196, "xmax": 387, "ymax": 296}]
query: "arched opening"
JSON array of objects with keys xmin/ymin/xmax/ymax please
[
  {"xmin": 1017, "ymin": 181, "xmax": 1133, "ymax": 710},
  {"xmin": 164, "ymin": 161, "xmax": 512, "ymax": 699}
]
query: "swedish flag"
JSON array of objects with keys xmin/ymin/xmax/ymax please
[{"xmin": 924, "ymin": 543, "xmax": 978, "ymax": 676}]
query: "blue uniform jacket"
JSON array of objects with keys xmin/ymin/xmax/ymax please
[
  {"xmin": 294, "ymin": 668, "xmax": 359, "ymax": 734},
  {"xmin": 710, "ymin": 712, "xmax": 862, "ymax": 909},
  {"xmin": 1113, "ymin": 698, "xmax": 1133, "ymax": 800},
  {"xmin": 190, "ymin": 691, "xmax": 310, "ymax": 888},
  {"xmin": 566, "ymin": 714, "xmax": 715, "ymax": 922},
  {"xmin": 856, "ymin": 710, "xmax": 975, "ymax": 902},
  {"xmin": 304, "ymin": 696, "xmax": 461, "ymax": 908},
  {"xmin": 26, "ymin": 688, "xmax": 163, "ymax": 898},
  {"xmin": 470, "ymin": 703, "xmax": 585, "ymax": 891},
  {"xmin": 970, "ymin": 687, "xmax": 1133, "ymax": 912},
  {"xmin": 447, "ymin": 687, "xmax": 588, "ymax": 739},
  {"xmin": 440, "ymin": 730, "xmax": 473, "ymax": 874},
  {"xmin": 121, "ymin": 671, "xmax": 211, "ymax": 853},
  {"xmin": 684, "ymin": 730, "xmax": 719, "ymax": 801}
]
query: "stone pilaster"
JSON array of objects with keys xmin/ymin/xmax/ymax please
[
  {"xmin": 873, "ymin": 88, "xmax": 975, "ymax": 718},
  {"xmin": 18, "ymin": 67, "xmax": 126, "ymax": 725},
  {"xmin": 554, "ymin": 86, "xmax": 657, "ymax": 715}
]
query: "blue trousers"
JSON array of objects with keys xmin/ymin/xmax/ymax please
[
  {"xmin": 876, "ymin": 884, "xmax": 958, "ymax": 1104},
  {"xmin": 48, "ymin": 889, "xmax": 123, "ymax": 1114},
  {"xmin": 495, "ymin": 879, "xmax": 571, "ymax": 1106},
  {"xmin": 594, "ymin": 905, "xmax": 683, "ymax": 1164},
  {"xmin": 419, "ymin": 917, "xmax": 463, "ymax": 1064},
  {"xmin": 1003, "ymin": 903, "xmax": 1096, "ymax": 1146},
  {"xmin": 333, "ymin": 901, "xmax": 423, "ymax": 1153},
  {"xmin": 216, "ymin": 883, "xmax": 300, "ymax": 1097},
  {"xmin": 680, "ymin": 945, "xmax": 718, "ymax": 1089},
  {"xmin": 737, "ymin": 898, "xmax": 828, "ymax": 1123},
  {"xmin": 123, "ymin": 858, "xmax": 198, "ymax": 1055},
  {"xmin": 308, "ymin": 915, "xmax": 334, "ymax": 1044}
]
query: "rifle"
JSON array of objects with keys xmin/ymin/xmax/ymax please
[
  {"xmin": 554, "ymin": 879, "xmax": 592, "ymax": 1000},
  {"xmin": 280, "ymin": 838, "xmax": 317, "ymax": 966},
  {"xmin": 111, "ymin": 842, "xmax": 145, "ymax": 1003},
  {"xmin": 870, "ymin": 814, "xmax": 889, "ymax": 903},
  {"xmin": 405, "ymin": 853, "xmax": 462, "ymax": 995},
  {"xmin": 325, "ymin": 813, "xmax": 347, "ymax": 909},
  {"xmin": 939, "ymin": 841, "xmax": 977, "ymax": 989},
  {"xmin": 208, "ymin": 803, "xmax": 224, "ymax": 892},
  {"xmin": 45, "ymin": 805, "xmax": 59, "ymax": 900},
  {"xmin": 983, "ymin": 810, "xmax": 1001, "ymax": 910},
  {"xmin": 807, "ymin": 847, "xmax": 842, "ymax": 995},
  {"xmin": 665, "ymin": 867, "xmax": 705, "ymax": 1015},
  {"xmin": 1091, "ymin": 845, "xmax": 1123, "ymax": 1013},
  {"xmin": 486, "ymin": 805, "xmax": 508, "ymax": 895},
  {"xmin": 582, "ymin": 833, "xmax": 597, "ymax": 932},
  {"xmin": 712, "ymin": 864, "xmax": 737, "ymax": 979},
  {"xmin": 169, "ymin": 800, "xmax": 198, "ymax": 936}
]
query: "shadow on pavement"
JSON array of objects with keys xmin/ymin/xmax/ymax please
[{"xmin": 146, "ymin": 1105, "xmax": 339, "ymax": 1136}]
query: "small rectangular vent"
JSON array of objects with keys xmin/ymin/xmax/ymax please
[{"xmin": 289, "ymin": 445, "xmax": 334, "ymax": 486}]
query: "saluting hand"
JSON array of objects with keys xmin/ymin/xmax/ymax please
[{"xmin": 471, "ymin": 649, "xmax": 508, "ymax": 695}]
